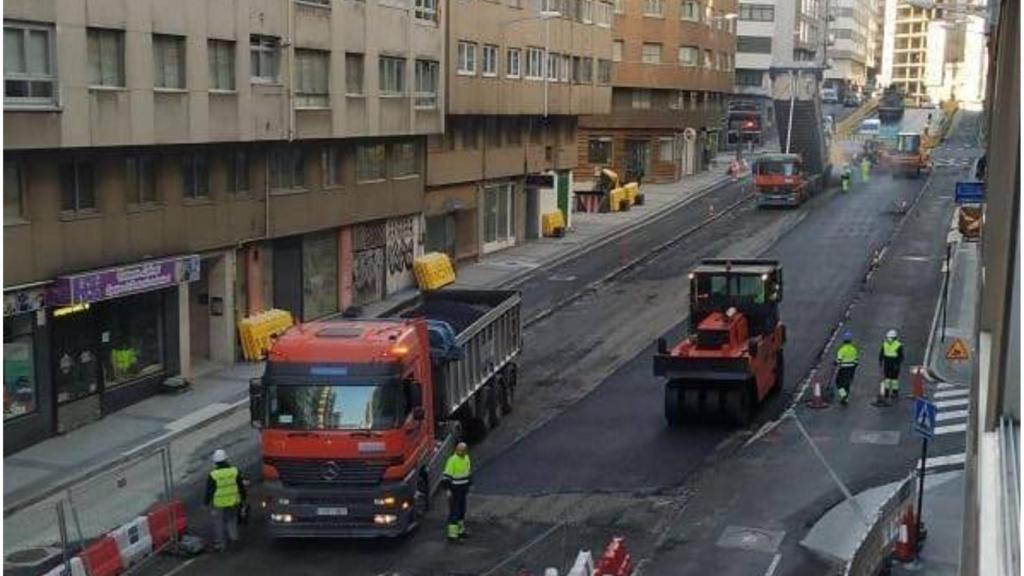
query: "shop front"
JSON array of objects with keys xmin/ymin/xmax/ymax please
[
  {"xmin": 46, "ymin": 255, "xmax": 198, "ymax": 434},
  {"xmin": 4, "ymin": 286, "xmax": 52, "ymax": 454}
]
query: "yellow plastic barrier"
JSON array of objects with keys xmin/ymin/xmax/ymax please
[
  {"xmin": 413, "ymin": 252, "xmax": 456, "ymax": 291},
  {"xmin": 541, "ymin": 211, "xmax": 566, "ymax": 237},
  {"xmin": 238, "ymin": 309, "xmax": 294, "ymax": 361},
  {"xmin": 608, "ymin": 187, "xmax": 629, "ymax": 212},
  {"xmin": 623, "ymin": 182, "xmax": 640, "ymax": 205}
]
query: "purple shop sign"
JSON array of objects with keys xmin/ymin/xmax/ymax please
[{"xmin": 48, "ymin": 255, "xmax": 201, "ymax": 306}]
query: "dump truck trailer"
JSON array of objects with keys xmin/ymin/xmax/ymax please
[
  {"xmin": 768, "ymin": 65, "xmax": 832, "ymax": 204},
  {"xmin": 250, "ymin": 289, "xmax": 521, "ymax": 538}
]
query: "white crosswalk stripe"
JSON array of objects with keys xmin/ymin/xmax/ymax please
[
  {"xmin": 935, "ymin": 398, "xmax": 970, "ymax": 409},
  {"xmin": 919, "ymin": 452, "xmax": 966, "ymax": 471},
  {"xmin": 936, "ymin": 409, "xmax": 969, "ymax": 421},
  {"xmin": 935, "ymin": 423, "xmax": 967, "ymax": 435},
  {"xmin": 933, "ymin": 389, "xmax": 969, "ymax": 399}
]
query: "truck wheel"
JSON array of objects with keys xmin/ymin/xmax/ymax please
[
  {"xmin": 725, "ymin": 383, "xmax": 753, "ymax": 426},
  {"xmin": 665, "ymin": 386, "xmax": 683, "ymax": 427},
  {"xmin": 682, "ymin": 388, "xmax": 701, "ymax": 418},
  {"xmin": 772, "ymin": 353, "xmax": 785, "ymax": 394}
]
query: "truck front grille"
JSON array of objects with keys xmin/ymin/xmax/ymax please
[{"xmin": 267, "ymin": 458, "xmax": 389, "ymax": 486}]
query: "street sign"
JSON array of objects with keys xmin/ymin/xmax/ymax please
[
  {"xmin": 913, "ymin": 397, "xmax": 937, "ymax": 439},
  {"xmin": 954, "ymin": 181, "xmax": 985, "ymax": 204},
  {"xmin": 946, "ymin": 338, "xmax": 970, "ymax": 361}
]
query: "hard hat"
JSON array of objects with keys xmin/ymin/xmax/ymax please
[
  {"xmin": 842, "ymin": 330, "xmax": 853, "ymax": 341},
  {"xmin": 887, "ymin": 329, "xmax": 898, "ymax": 340},
  {"xmin": 212, "ymin": 449, "xmax": 228, "ymax": 463},
  {"xmin": 455, "ymin": 442, "xmax": 468, "ymax": 455}
]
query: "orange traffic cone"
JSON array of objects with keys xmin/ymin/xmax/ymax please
[
  {"xmin": 911, "ymin": 367, "xmax": 926, "ymax": 399},
  {"xmin": 894, "ymin": 508, "xmax": 917, "ymax": 562},
  {"xmin": 808, "ymin": 381, "xmax": 828, "ymax": 409}
]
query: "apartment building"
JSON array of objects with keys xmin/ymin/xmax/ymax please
[
  {"xmin": 426, "ymin": 0, "xmax": 612, "ymax": 260},
  {"xmin": 2, "ymin": 0, "xmax": 444, "ymax": 451},
  {"xmin": 922, "ymin": 9, "xmax": 987, "ymax": 108},
  {"xmin": 879, "ymin": 0, "xmax": 935, "ymax": 105},
  {"xmin": 823, "ymin": 0, "xmax": 876, "ymax": 95},
  {"xmin": 576, "ymin": 0, "xmax": 736, "ymax": 184}
]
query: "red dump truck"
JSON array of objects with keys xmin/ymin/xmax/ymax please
[{"xmin": 249, "ymin": 289, "xmax": 521, "ymax": 538}]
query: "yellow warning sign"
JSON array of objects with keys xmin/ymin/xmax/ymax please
[{"xmin": 946, "ymin": 338, "xmax": 970, "ymax": 361}]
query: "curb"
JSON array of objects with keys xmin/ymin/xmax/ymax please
[{"xmin": 495, "ymin": 173, "xmax": 743, "ymax": 290}]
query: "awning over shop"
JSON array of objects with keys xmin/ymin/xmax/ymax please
[{"xmin": 47, "ymin": 254, "xmax": 201, "ymax": 306}]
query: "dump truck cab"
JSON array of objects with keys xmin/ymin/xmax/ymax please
[
  {"xmin": 753, "ymin": 154, "xmax": 812, "ymax": 207},
  {"xmin": 655, "ymin": 260, "xmax": 785, "ymax": 425},
  {"xmin": 884, "ymin": 132, "xmax": 927, "ymax": 177}
]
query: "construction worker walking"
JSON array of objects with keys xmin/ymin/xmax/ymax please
[
  {"xmin": 878, "ymin": 329, "xmax": 905, "ymax": 403},
  {"xmin": 442, "ymin": 442, "xmax": 472, "ymax": 542},
  {"xmin": 204, "ymin": 449, "xmax": 246, "ymax": 552},
  {"xmin": 834, "ymin": 330, "xmax": 860, "ymax": 405},
  {"xmin": 860, "ymin": 156, "xmax": 871, "ymax": 183}
]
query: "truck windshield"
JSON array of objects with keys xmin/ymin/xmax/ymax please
[
  {"xmin": 758, "ymin": 162, "xmax": 797, "ymax": 176},
  {"xmin": 700, "ymin": 274, "xmax": 766, "ymax": 303},
  {"xmin": 268, "ymin": 382, "xmax": 404, "ymax": 430}
]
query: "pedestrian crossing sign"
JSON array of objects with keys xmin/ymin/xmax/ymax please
[
  {"xmin": 946, "ymin": 338, "xmax": 970, "ymax": 361},
  {"xmin": 913, "ymin": 397, "xmax": 937, "ymax": 439}
]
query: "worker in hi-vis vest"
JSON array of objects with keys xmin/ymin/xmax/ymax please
[
  {"xmin": 442, "ymin": 442, "xmax": 473, "ymax": 542},
  {"xmin": 204, "ymin": 448, "xmax": 247, "ymax": 551},
  {"xmin": 834, "ymin": 331, "xmax": 860, "ymax": 405},
  {"xmin": 878, "ymin": 329, "xmax": 905, "ymax": 403}
]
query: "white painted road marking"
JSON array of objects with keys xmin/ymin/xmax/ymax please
[
  {"xmin": 935, "ymin": 398, "xmax": 970, "ymax": 409},
  {"xmin": 935, "ymin": 423, "xmax": 967, "ymax": 435},
  {"xmin": 936, "ymin": 382, "xmax": 969, "ymax": 390},
  {"xmin": 934, "ymin": 388, "xmax": 970, "ymax": 399},
  {"xmin": 763, "ymin": 553, "xmax": 783, "ymax": 576},
  {"xmin": 936, "ymin": 409, "xmax": 969, "ymax": 421},
  {"xmin": 920, "ymin": 452, "xmax": 966, "ymax": 470}
]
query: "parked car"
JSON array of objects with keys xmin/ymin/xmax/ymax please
[
  {"xmin": 858, "ymin": 118, "xmax": 881, "ymax": 137},
  {"xmin": 821, "ymin": 88, "xmax": 839, "ymax": 104},
  {"xmin": 843, "ymin": 93, "xmax": 861, "ymax": 107}
]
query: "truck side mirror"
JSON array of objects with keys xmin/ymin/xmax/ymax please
[
  {"xmin": 249, "ymin": 378, "xmax": 264, "ymax": 429},
  {"xmin": 656, "ymin": 338, "xmax": 668, "ymax": 355}
]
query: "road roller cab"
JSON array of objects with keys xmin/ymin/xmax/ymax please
[{"xmin": 654, "ymin": 259, "xmax": 786, "ymax": 426}]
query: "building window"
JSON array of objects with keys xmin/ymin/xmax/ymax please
[
  {"xmin": 389, "ymin": 142, "xmax": 418, "ymax": 177},
  {"xmin": 379, "ymin": 56, "xmax": 405, "ymax": 95},
  {"xmin": 739, "ymin": 4, "xmax": 774, "ymax": 21},
  {"xmin": 295, "ymin": 49, "xmax": 329, "ymax": 107},
  {"xmin": 668, "ymin": 90, "xmax": 683, "ymax": 109},
  {"xmin": 4, "ymin": 160, "xmax": 25, "ymax": 222},
  {"xmin": 322, "ymin": 146, "xmax": 342, "ymax": 188},
  {"xmin": 642, "ymin": 43, "xmax": 662, "ymax": 64},
  {"xmin": 736, "ymin": 36, "xmax": 772, "ymax": 54},
  {"xmin": 346, "ymin": 52, "xmax": 364, "ymax": 95},
  {"xmin": 302, "ymin": 231, "xmax": 339, "ymax": 321},
  {"xmin": 415, "ymin": 0, "xmax": 438, "ymax": 21},
  {"xmin": 643, "ymin": 0, "xmax": 663, "ymax": 16},
  {"xmin": 595, "ymin": 1, "xmax": 612, "ymax": 26},
  {"xmin": 229, "ymin": 150, "xmax": 250, "ymax": 194},
  {"xmin": 270, "ymin": 146, "xmax": 305, "ymax": 190},
  {"xmin": 482, "ymin": 44, "xmax": 498, "ymax": 77},
  {"xmin": 153, "ymin": 34, "xmax": 185, "ymax": 89},
  {"xmin": 678, "ymin": 46, "xmax": 698, "ymax": 66},
  {"xmin": 561, "ymin": 54, "xmax": 571, "ymax": 83},
  {"xmin": 659, "ymin": 137, "xmax": 674, "ymax": 162},
  {"xmin": 4, "ymin": 314, "xmax": 37, "ymax": 421},
  {"xmin": 414, "ymin": 59, "xmax": 438, "ymax": 109},
  {"xmin": 546, "ymin": 52, "xmax": 559, "ymax": 80},
  {"xmin": 126, "ymin": 155, "xmax": 158, "ymax": 205},
  {"xmin": 680, "ymin": 0, "xmax": 699, "ymax": 21},
  {"xmin": 614, "ymin": 0, "xmax": 624, "ymax": 13},
  {"xmin": 4, "ymin": 22, "xmax": 57, "ymax": 105},
  {"xmin": 182, "ymin": 153, "xmax": 209, "ymax": 199},
  {"xmin": 526, "ymin": 47, "xmax": 544, "ymax": 79},
  {"xmin": 587, "ymin": 137, "xmax": 612, "ymax": 164},
  {"xmin": 507, "ymin": 48, "xmax": 522, "ymax": 78},
  {"xmin": 356, "ymin": 144, "xmax": 386, "ymax": 182},
  {"xmin": 483, "ymin": 183, "xmax": 513, "ymax": 251},
  {"xmin": 208, "ymin": 40, "xmax": 236, "ymax": 91},
  {"xmin": 457, "ymin": 41, "xmax": 477, "ymax": 75},
  {"xmin": 631, "ymin": 89, "xmax": 651, "ymax": 109},
  {"xmin": 250, "ymin": 35, "xmax": 279, "ymax": 82},
  {"xmin": 87, "ymin": 28, "xmax": 125, "ymax": 87},
  {"xmin": 597, "ymin": 59, "xmax": 611, "ymax": 84},
  {"xmin": 59, "ymin": 160, "xmax": 96, "ymax": 213},
  {"xmin": 704, "ymin": 49, "xmax": 713, "ymax": 68},
  {"xmin": 612, "ymin": 40, "xmax": 623, "ymax": 62},
  {"xmin": 735, "ymin": 69, "xmax": 764, "ymax": 86},
  {"xmin": 582, "ymin": 0, "xmax": 593, "ymax": 22},
  {"xmin": 581, "ymin": 57, "xmax": 593, "ymax": 83}
]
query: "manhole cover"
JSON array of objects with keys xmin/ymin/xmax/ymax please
[
  {"xmin": 5, "ymin": 546, "xmax": 61, "ymax": 565},
  {"xmin": 716, "ymin": 525, "xmax": 785, "ymax": 553}
]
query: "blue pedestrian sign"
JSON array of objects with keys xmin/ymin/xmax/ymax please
[
  {"xmin": 913, "ymin": 397, "xmax": 937, "ymax": 439},
  {"xmin": 954, "ymin": 181, "xmax": 985, "ymax": 205}
]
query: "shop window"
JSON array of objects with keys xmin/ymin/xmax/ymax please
[
  {"xmin": 302, "ymin": 231, "xmax": 339, "ymax": 321},
  {"xmin": 483, "ymin": 183, "xmax": 513, "ymax": 251},
  {"xmin": 587, "ymin": 137, "xmax": 612, "ymax": 164},
  {"xmin": 659, "ymin": 138, "xmax": 674, "ymax": 162},
  {"xmin": 101, "ymin": 292, "xmax": 165, "ymax": 389},
  {"xmin": 53, "ymin": 305, "xmax": 100, "ymax": 404},
  {"xmin": 4, "ymin": 314, "xmax": 37, "ymax": 420}
]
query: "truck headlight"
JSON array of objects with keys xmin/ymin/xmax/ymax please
[
  {"xmin": 373, "ymin": 514, "xmax": 398, "ymax": 525},
  {"xmin": 277, "ymin": 498, "xmax": 290, "ymax": 506},
  {"xmin": 270, "ymin": 513, "xmax": 294, "ymax": 523},
  {"xmin": 374, "ymin": 496, "xmax": 396, "ymax": 506}
]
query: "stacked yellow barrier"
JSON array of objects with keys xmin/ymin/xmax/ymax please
[
  {"xmin": 238, "ymin": 309, "xmax": 294, "ymax": 361},
  {"xmin": 608, "ymin": 187, "xmax": 628, "ymax": 212},
  {"xmin": 413, "ymin": 252, "xmax": 456, "ymax": 291},
  {"xmin": 541, "ymin": 211, "xmax": 566, "ymax": 237}
]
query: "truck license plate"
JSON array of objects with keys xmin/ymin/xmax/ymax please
[{"xmin": 316, "ymin": 507, "xmax": 348, "ymax": 516}]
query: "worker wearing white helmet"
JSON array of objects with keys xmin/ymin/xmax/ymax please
[
  {"xmin": 878, "ymin": 329, "xmax": 905, "ymax": 404},
  {"xmin": 204, "ymin": 448, "xmax": 247, "ymax": 551}
]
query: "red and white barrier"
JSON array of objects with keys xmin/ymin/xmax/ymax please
[
  {"xmin": 594, "ymin": 537, "xmax": 632, "ymax": 576},
  {"xmin": 79, "ymin": 536, "xmax": 122, "ymax": 576},
  {"xmin": 110, "ymin": 516, "xmax": 153, "ymax": 568},
  {"xmin": 42, "ymin": 557, "xmax": 87, "ymax": 576},
  {"xmin": 147, "ymin": 500, "xmax": 187, "ymax": 550}
]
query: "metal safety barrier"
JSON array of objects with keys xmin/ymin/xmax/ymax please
[{"xmin": 844, "ymin": 472, "xmax": 917, "ymax": 576}]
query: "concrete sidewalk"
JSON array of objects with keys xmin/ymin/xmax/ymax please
[{"xmin": 2, "ymin": 152, "xmax": 749, "ymax": 514}]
